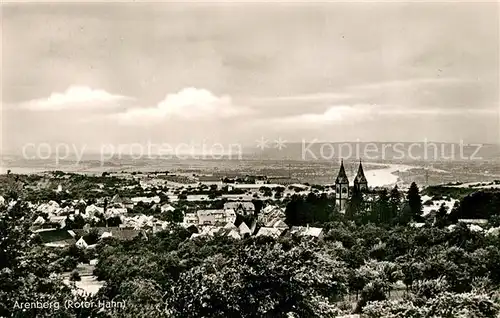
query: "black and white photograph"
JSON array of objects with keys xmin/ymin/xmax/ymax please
[{"xmin": 1, "ymin": 1, "xmax": 500, "ymax": 317}]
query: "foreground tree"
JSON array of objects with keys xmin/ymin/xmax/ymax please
[
  {"xmin": 407, "ymin": 182, "xmax": 423, "ymax": 222},
  {"xmin": 0, "ymin": 200, "xmax": 90, "ymax": 317}
]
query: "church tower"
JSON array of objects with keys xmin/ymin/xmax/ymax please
[
  {"xmin": 335, "ymin": 159, "xmax": 349, "ymax": 211},
  {"xmin": 354, "ymin": 160, "xmax": 368, "ymax": 192}
]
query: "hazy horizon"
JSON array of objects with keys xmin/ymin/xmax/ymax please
[{"xmin": 2, "ymin": 1, "xmax": 499, "ymax": 154}]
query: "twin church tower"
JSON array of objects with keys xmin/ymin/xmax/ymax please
[{"xmin": 335, "ymin": 160, "xmax": 368, "ymax": 210}]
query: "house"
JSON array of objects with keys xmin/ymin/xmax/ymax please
[
  {"xmin": 224, "ymin": 222, "xmax": 238, "ymax": 230},
  {"xmin": 227, "ymin": 229, "xmax": 242, "ymax": 240},
  {"xmin": 260, "ymin": 205, "xmax": 285, "ymax": 224},
  {"xmin": 131, "ymin": 196, "xmax": 161, "ymax": 204},
  {"xmin": 225, "ymin": 209, "xmax": 237, "ymax": 224},
  {"xmin": 109, "ymin": 194, "xmax": 128, "ymax": 208},
  {"xmin": 33, "ymin": 216, "xmax": 46, "ymax": 226},
  {"xmin": 37, "ymin": 201, "xmax": 61, "ymax": 215},
  {"xmin": 160, "ymin": 203, "xmax": 175, "ymax": 213},
  {"xmin": 224, "ymin": 202, "xmax": 255, "ymax": 216},
  {"xmin": 48, "ymin": 215, "xmax": 67, "ymax": 227},
  {"xmin": 288, "ymin": 226, "xmax": 324, "ymax": 239},
  {"xmin": 256, "ymin": 227, "xmax": 284, "ymax": 239},
  {"xmin": 122, "ymin": 214, "xmax": 155, "ymax": 229},
  {"xmin": 183, "ymin": 213, "xmax": 199, "ymax": 227},
  {"xmin": 84, "ymin": 205, "xmax": 104, "ymax": 218},
  {"xmin": 197, "ymin": 209, "xmax": 226, "ymax": 225},
  {"xmin": 238, "ymin": 222, "xmax": 252, "ymax": 237},
  {"xmin": 195, "ymin": 209, "xmax": 236, "ymax": 226},
  {"xmin": 76, "ymin": 237, "xmax": 88, "ymax": 249},
  {"xmin": 105, "ymin": 207, "xmax": 127, "ymax": 219}
]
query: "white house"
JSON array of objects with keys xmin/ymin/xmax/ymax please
[
  {"xmin": 183, "ymin": 213, "xmax": 199, "ymax": 227},
  {"xmin": 33, "ymin": 216, "xmax": 46, "ymax": 225},
  {"xmin": 238, "ymin": 222, "xmax": 252, "ymax": 236},
  {"xmin": 160, "ymin": 203, "xmax": 175, "ymax": 213},
  {"xmin": 76, "ymin": 237, "xmax": 88, "ymax": 249}
]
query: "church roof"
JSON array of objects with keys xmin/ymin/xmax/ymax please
[
  {"xmin": 335, "ymin": 160, "xmax": 349, "ymax": 184},
  {"xmin": 354, "ymin": 161, "xmax": 368, "ymax": 184}
]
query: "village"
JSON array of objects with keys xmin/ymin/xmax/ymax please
[
  {"xmin": 5, "ymin": 170, "xmax": 329, "ymax": 251},
  {"xmin": 7, "ymin": 162, "xmax": 498, "ymax": 252}
]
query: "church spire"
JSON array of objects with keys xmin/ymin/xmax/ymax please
[
  {"xmin": 354, "ymin": 160, "xmax": 368, "ymax": 190},
  {"xmin": 335, "ymin": 159, "xmax": 349, "ymax": 184}
]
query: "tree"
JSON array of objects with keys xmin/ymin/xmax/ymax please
[
  {"xmin": 389, "ymin": 186, "xmax": 401, "ymax": 220},
  {"xmin": 65, "ymin": 213, "xmax": 86, "ymax": 229},
  {"xmin": 166, "ymin": 241, "xmax": 348, "ymax": 317},
  {"xmin": 434, "ymin": 203, "xmax": 448, "ymax": 228},
  {"xmin": 346, "ymin": 186, "xmax": 364, "ymax": 223},
  {"xmin": 407, "ymin": 182, "xmax": 423, "ymax": 222},
  {"xmin": 166, "ymin": 209, "xmax": 184, "ymax": 223},
  {"xmin": 159, "ymin": 192, "xmax": 169, "ymax": 204},
  {"xmin": 251, "ymin": 199, "xmax": 264, "ymax": 216},
  {"xmin": 374, "ymin": 189, "xmax": 391, "ymax": 224},
  {"xmin": 0, "ymin": 201, "xmax": 88, "ymax": 317},
  {"xmin": 70, "ymin": 270, "xmax": 81, "ymax": 281}
]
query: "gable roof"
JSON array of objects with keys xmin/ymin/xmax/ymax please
[
  {"xmin": 110, "ymin": 194, "xmax": 122, "ymax": 204},
  {"xmin": 256, "ymin": 227, "xmax": 283, "ymax": 238},
  {"xmin": 238, "ymin": 222, "xmax": 251, "ymax": 235}
]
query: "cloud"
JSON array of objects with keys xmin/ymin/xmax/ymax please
[
  {"xmin": 20, "ymin": 86, "xmax": 131, "ymax": 111},
  {"xmin": 117, "ymin": 87, "xmax": 252, "ymax": 125},
  {"xmin": 266, "ymin": 103, "xmax": 498, "ymax": 127}
]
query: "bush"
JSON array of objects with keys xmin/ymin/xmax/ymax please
[{"xmin": 69, "ymin": 270, "xmax": 81, "ymax": 281}]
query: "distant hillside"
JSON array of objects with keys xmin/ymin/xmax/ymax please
[{"xmin": 244, "ymin": 142, "xmax": 500, "ymax": 162}]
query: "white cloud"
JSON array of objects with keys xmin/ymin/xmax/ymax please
[
  {"xmin": 21, "ymin": 86, "xmax": 130, "ymax": 111},
  {"xmin": 117, "ymin": 87, "xmax": 251, "ymax": 125},
  {"xmin": 266, "ymin": 103, "xmax": 498, "ymax": 127},
  {"xmin": 273, "ymin": 104, "xmax": 374, "ymax": 125}
]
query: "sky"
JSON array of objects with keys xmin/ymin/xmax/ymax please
[{"xmin": 1, "ymin": 1, "xmax": 499, "ymax": 154}]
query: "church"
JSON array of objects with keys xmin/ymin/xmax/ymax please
[{"xmin": 335, "ymin": 159, "xmax": 368, "ymax": 211}]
